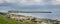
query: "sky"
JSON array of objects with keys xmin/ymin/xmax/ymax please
[{"xmin": 0, "ymin": 0, "xmax": 60, "ymax": 20}]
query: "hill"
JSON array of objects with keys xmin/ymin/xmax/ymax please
[
  {"xmin": 0, "ymin": 14, "xmax": 26, "ymax": 24},
  {"xmin": 0, "ymin": 12, "xmax": 38, "ymax": 24}
]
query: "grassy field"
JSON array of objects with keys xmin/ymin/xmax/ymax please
[
  {"xmin": 0, "ymin": 14, "xmax": 26, "ymax": 24},
  {"xmin": 0, "ymin": 12, "xmax": 37, "ymax": 24}
]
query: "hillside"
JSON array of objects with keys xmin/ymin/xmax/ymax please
[
  {"xmin": 0, "ymin": 12, "xmax": 37, "ymax": 24},
  {"xmin": 0, "ymin": 14, "xmax": 26, "ymax": 24}
]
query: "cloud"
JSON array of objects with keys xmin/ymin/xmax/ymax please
[
  {"xmin": 5, "ymin": 0, "xmax": 17, "ymax": 3},
  {"xmin": 52, "ymin": 0, "xmax": 60, "ymax": 5},
  {"xmin": 0, "ymin": 0, "xmax": 4, "ymax": 3},
  {"xmin": 5, "ymin": 0, "xmax": 49, "ymax": 6},
  {"xmin": 0, "ymin": 0, "xmax": 60, "ymax": 5}
]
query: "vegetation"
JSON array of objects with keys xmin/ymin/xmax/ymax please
[
  {"xmin": 0, "ymin": 12, "xmax": 37, "ymax": 24},
  {"xmin": 0, "ymin": 14, "xmax": 26, "ymax": 24},
  {"xmin": 0, "ymin": 12, "xmax": 5, "ymax": 15}
]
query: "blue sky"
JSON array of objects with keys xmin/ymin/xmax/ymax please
[{"xmin": 0, "ymin": 0, "xmax": 60, "ymax": 20}]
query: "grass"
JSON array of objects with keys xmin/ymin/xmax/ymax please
[
  {"xmin": 0, "ymin": 12, "xmax": 37, "ymax": 24},
  {"xmin": 0, "ymin": 14, "xmax": 26, "ymax": 24}
]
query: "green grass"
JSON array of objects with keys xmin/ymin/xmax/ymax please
[
  {"xmin": 0, "ymin": 12, "xmax": 35, "ymax": 24},
  {"xmin": 0, "ymin": 14, "xmax": 26, "ymax": 24}
]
